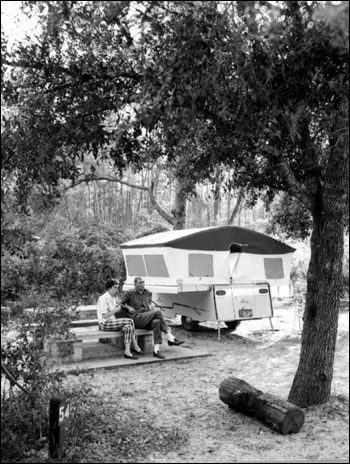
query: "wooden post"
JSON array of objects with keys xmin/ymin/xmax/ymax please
[
  {"xmin": 1, "ymin": 306, "xmax": 11, "ymax": 320},
  {"xmin": 49, "ymin": 397, "xmax": 69, "ymax": 458},
  {"xmin": 219, "ymin": 376, "xmax": 305, "ymax": 435},
  {"xmin": 137, "ymin": 333, "xmax": 153, "ymax": 353}
]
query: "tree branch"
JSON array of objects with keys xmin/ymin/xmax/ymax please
[
  {"xmin": 1, "ymin": 360, "xmax": 34, "ymax": 398},
  {"xmin": 228, "ymin": 186, "xmax": 245, "ymax": 225},
  {"xmin": 148, "ymin": 181, "xmax": 174, "ymax": 224},
  {"xmin": 98, "ymin": 175, "xmax": 149, "ymax": 191},
  {"xmin": 2, "ymin": 58, "xmax": 69, "ymax": 74},
  {"xmin": 277, "ymin": 155, "xmax": 312, "ymax": 210},
  {"xmin": 68, "ymin": 175, "xmax": 175, "ymax": 225},
  {"xmin": 2, "ymin": 59, "xmax": 141, "ymax": 83}
]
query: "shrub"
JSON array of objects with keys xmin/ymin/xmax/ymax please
[
  {"xmin": 1, "ymin": 301, "xmax": 75, "ymax": 462},
  {"xmin": 1, "ymin": 223, "xmax": 130, "ymax": 306}
]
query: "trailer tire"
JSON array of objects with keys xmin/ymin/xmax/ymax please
[
  {"xmin": 181, "ymin": 316, "xmax": 199, "ymax": 331},
  {"xmin": 225, "ymin": 320, "xmax": 241, "ymax": 331}
]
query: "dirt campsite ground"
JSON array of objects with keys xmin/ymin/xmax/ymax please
[{"xmin": 54, "ymin": 302, "xmax": 349, "ymax": 464}]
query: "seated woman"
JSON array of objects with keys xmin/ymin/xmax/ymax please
[{"xmin": 97, "ymin": 278, "xmax": 144, "ymax": 359}]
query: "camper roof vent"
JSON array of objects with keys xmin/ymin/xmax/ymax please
[{"xmin": 230, "ymin": 243, "xmax": 249, "ymax": 253}]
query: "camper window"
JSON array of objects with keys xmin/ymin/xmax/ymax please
[
  {"xmin": 125, "ymin": 255, "xmax": 147, "ymax": 276},
  {"xmin": 144, "ymin": 255, "xmax": 169, "ymax": 277},
  {"xmin": 264, "ymin": 258, "xmax": 284, "ymax": 279},
  {"xmin": 189, "ymin": 254, "xmax": 214, "ymax": 277}
]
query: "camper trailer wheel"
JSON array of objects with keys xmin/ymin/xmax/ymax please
[
  {"xmin": 225, "ymin": 321, "xmax": 241, "ymax": 331},
  {"xmin": 181, "ymin": 316, "xmax": 199, "ymax": 331}
]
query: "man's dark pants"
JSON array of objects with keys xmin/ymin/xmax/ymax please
[{"xmin": 131, "ymin": 310, "xmax": 168, "ymax": 345}]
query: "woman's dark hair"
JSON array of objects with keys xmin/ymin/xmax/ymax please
[{"xmin": 106, "ymin": 278, "xmax": 119, "ymax": 290}]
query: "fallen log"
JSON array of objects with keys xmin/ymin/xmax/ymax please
[{"xmin": 219, "ymin": 376, "xmax": 304, "ymax": 435}]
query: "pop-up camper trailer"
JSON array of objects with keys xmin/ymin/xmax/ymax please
[{"xmin": 120, "ymin": 226, "xmax": 296, "ymax": 335}]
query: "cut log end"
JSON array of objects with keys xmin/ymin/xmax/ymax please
[{"xmin": 280, "ymin": 408, "xmax": 305, "ymax": 435}]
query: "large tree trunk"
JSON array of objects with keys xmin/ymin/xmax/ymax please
[
  {"xmin": 288, "ymin": 209, "xmax": 345, "ymax": 407},
  {"xmin": 288, "ymin": 115, "xmax": 348, "ymax": 407}
]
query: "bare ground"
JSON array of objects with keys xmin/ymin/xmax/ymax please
[{"xmin": 61, "ymin": 304, "xmax": 349, "ymax": 463}]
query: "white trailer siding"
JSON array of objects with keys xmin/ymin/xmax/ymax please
[{"xmin": 120, "ymin": 226, "xmax": 295, "ymax": 326}]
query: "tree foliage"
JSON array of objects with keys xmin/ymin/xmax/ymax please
[
  {"xmin": 1, "ymin": 1, "xmax": 245, "ymax": 231},
  {"xmin": 265, "ymin": 194, "xmax": 313, "ymax": 241},
  {"xmin": 2, "ymin": 1, "xmax": 348, "ymax": 215}
]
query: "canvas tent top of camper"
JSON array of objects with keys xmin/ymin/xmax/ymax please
[
  {"xmin": 120, "ymin": 227, "xmax": 296, "ymax": 296},
  {"xmin": 120, "ymin": 226, "xmax": 296, "ymax": 254}
]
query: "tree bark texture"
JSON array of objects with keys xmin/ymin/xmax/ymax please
[
  {"xmin": 219, "ymin": 377, "xmax": 305, "ymax": 435},
  {"xmin": 288, "ymin": 210, "xmax": 345, "ymax": 406},
  {"xmin": 288, "ymin": 114, "xmax": 349, "ymax": 407},
  {"xmin": 172, "ymin": 178, "xmax": 188, "ymax": 230}
]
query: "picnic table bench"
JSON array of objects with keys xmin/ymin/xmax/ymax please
[
  {"xmin": 44, "ymin": 328, "xmax": 154, "ymax": 362},
  {"xmin": 24, "ymin": 305, "xmax": 153, "ymax": 362}
]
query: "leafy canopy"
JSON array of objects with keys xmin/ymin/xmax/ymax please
[{"xmin": 1, "ymin": 1, "xmax": 349, "ymax": 219}]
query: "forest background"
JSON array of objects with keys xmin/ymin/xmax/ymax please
[
  {"xmin": 0, "ymin": 1, "xmax": 349, "ymax": 462},
  {"xmin": 2, "ymin": 156, "xmax": 319, "ymax": 308}
]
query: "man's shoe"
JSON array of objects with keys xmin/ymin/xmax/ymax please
[
  {"xmin": 153, "ymin": 351, "xmax": 165, "ymax": 359},
  {"xmin": 168, "ymin": 339, "xmax": 184, "ymax": 346},
  {"xmin": 124, "ymin": 354, "xmax": 139, "ymax": 360},
  {"xmin": 131, "ymin": 348, "xmax": 145, "ymax": 355}
]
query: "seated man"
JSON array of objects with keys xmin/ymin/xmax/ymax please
[
  {"xmin": 120, "ymin": 277, "xmax": 184, "ymax": 359},
  {"xmin": 97, "ymin": 278, "xmax": 144, "ymax": 359}
]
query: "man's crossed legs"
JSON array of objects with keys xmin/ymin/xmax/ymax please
[{"xmin": 132, "ymin": 310, "xmax": 184, "ymax": 358}]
